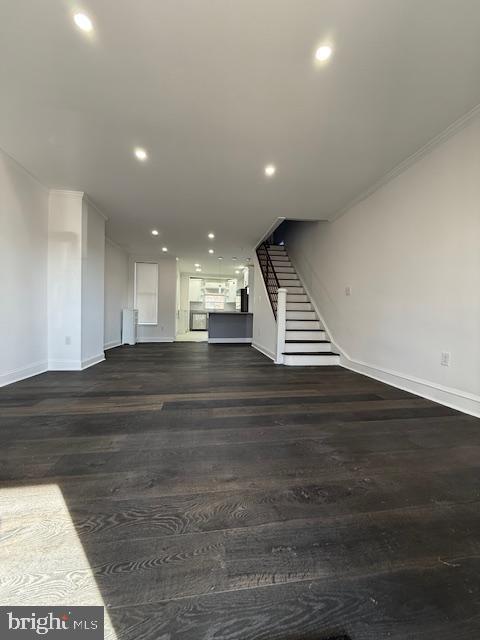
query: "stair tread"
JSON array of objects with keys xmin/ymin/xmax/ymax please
[
  {"xmin": 286, "ymin": 329, "xmax": 324, "ymax": 332},
  {"xmin": 283, "ymin": 352, "xmax": 339, "ymax": 356}
]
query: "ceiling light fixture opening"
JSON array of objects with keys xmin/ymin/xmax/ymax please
[
  {"xmin": 315, "ymin": 45, "xmax": 333, "ymax": 62},
  {"xmin": 134, "ymin": 147, "xmax": 148, "ymax": 161},
  {"xmin": 208, "ymin": 249, "xmax": 214, "ymax": 254},
  {"xmin": 74, "ymin": 13, "xmax": 93, "ymax": 32},
  {"xmin": 151, "ymin": 229, "xmax": 159, "ymax": 236},
  {"xmin": 208, "ymin": 232, "xmax": 215, "ymax": 239},
  {"xmin": 162, "ymin": 247, "xmax": 168, "ymax": 252},
  {"xmin": 264, "ymin": 164, "xmax": 276, "ymax": 177}
]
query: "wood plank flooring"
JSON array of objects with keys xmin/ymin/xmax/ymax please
[{"xmin": 1, "ymin": 343, "xmax": 480, "ymax": 639}]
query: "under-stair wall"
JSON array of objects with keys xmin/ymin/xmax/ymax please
[{"xmin": 252, "ymin": 251, "xmax": 277, "ymax": 360}]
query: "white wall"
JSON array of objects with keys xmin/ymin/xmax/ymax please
[
  {"xmin": 104, "ymin": 239, "xmax": 129, "ymax": 349},
  {"xmin": 284, "ymin": 114, "xmax": 480, "ymax": 416},
  {"xmin": 0, "ymin": 148, "xmax": 49, "ymax": 386},
  {"xmin": 128, "ymin": 255, "xmax": 177, "ymax": 342},
  {"xmin": 177, "ymin": 274, "xmax": 190, "ymax": 335},
  {"xmin": 252, "ymin": 253, "xmax": 277, "ymax": 360},
  {"xmin": 81, "ymin": 198, "xmax": 106, "ymax": 364},
  {"xmin": 47, "ymin": 190, "xmax": 83, "ymax": 369},
  {"xmin": 48, "ymin": 190, "xmax": 106, "ymax": 371}
]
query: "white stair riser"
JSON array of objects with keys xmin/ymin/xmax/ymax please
[
  {"xmin": 286, "ymin": 320, "xmax": 321, "ymax": 330},
  {"xmin": 286, "ymin": 311, "xmax": 317, "ymax": 320},
  {"xmin": 284, "ymin": 343, "xmax": 332, "ymax": 353},
  {"xmin": 284, "ymin": 286, "xmax": 305, "ymax": 294},
  {"xmin": 286, "ymin": 330, "xmax": 326, "ymax": 340},
  {"xmin": 279, "ymin": 276, "xmax": 300, "ymax": 283},
  {"xmin": 284, "ymin": 354, "xmax": 340, "ymax": 366},
  {"xmin": 269, "ymin": 255, "xmax": 290, "ymax": 261},
  {"xmin": 273, "ymin": 266, "xmax": 295, "ymax": 273},
  {"xmin": 287, "ymin": 294, "xmax": 309, "ymax": 303},
  {"xmin": 287, "ymin": 302, "xmax": 312, "ymax": 311},
  {"xmin": 268, "ymin": 250, "xmax": 287, "ymax": 256}
]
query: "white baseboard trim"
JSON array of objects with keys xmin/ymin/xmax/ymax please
[
  {"xmin": 104, "ymin": 340, "xmax": 121, "ymax": 351},
  {"xmin": 136, "ymin": 337, "xmax": 175, "ymax": 343},
  {"xmin": 48, "ymin": 359, "xmax": 82, "ymax": 371},
  {"xmin": 81, "ymin": 353, "xmax": 105, "ymax": 370},
  {"xmin": 48, "ymin": 353, "xmax": 105, "ymax": 371},
  {"xmin": 252, "ymin": 342, "xmax": 276, "ymax": 361},
  {"xmin": 341, "ymin": 354, "xmax": 480, "ymax": 419},
  {"xmin": 208, "ymin": 338, "xmax": 252, "ymax": 344},
  {"xmin": 0, "ymin": 360, "xmax": 48, "ymax": 387}
]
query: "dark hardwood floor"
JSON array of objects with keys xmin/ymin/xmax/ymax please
[{"xmin": 1, "ymin": 343, "xmax": 480, "ymax": 639}]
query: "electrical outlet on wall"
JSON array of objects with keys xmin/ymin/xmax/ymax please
[
  {"xmin": 440, "ymin": 351, "xmax": 451, "ymax": 367},
  {"xmin": 345, "ymin": 286, "xmax": 352, "ymax": 296}
]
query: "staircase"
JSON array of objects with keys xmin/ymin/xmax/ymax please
[{"xmin": 260, "ymin": 243, "xmax": 340, "ymax": 366}]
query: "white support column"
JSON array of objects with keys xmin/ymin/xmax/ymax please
[{"xmin": 275, "ymin": 288, "xmax": 287, "ymax": 364}]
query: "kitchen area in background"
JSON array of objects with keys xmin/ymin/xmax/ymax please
[{"xmin": 176, "ymin": 267, "xmax": 253, "ymax": 343}]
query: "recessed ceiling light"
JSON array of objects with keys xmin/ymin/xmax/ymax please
[
  {"xmin": 134, "ymin": 147, "xmax": 148, "ymax": 161},
  {"xmin": 74, "ymin": 13, "xmax": 93, "ymax": 32},
  {"xmin": 232, "ymin": 257, "xmax": 237, "ymax": 261},
  {"xmin": 218, "ymin": 256, "xmax": 223, "ymax": 260},
  {"xmin": 208, "ymin": 249, "xmax": 214, "ymax": 254},
  {"xmin": 235, "ymin": 270, "xmax": 240, "ymax": 274},
  {"xmin": 195, "ymin": 268, "xmax": 202, "ymax": 272},
  {"xmin": 151, "ymin": 229, "xmax": 159, "ymax": 236},
  {"xmin": 315, "ymin": 45, "xmax": 333, "ymax": 62},
  {"xmin": 162, "ymin": 247, "xmax": 168, "ymax": 252},
  {"xmin": 208, "ymin": 232, "xmax": 215, "ymax": 239},
  {"xmin": 194, "ymin": 263, "xmax": 200, "ymax": 267},
  {"xmin": 264, "ymin": 164, "xmax": 276, "ymax": 177}
]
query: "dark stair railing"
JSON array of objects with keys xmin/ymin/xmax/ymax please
[{"xmin": 256, "ymin": 242, "xmax": 280, "ymax": 318}]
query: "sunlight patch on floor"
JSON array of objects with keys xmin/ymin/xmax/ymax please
[{"xmin": 0, "ymin": 484, "xmax": 118, "ymax": 640}]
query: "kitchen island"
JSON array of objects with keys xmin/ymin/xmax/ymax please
[{"xmin": 207, "ymin": 312, "xmax": 253, "ymax": 343}]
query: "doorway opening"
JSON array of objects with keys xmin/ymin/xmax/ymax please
[{"xmin": 175, "ymin": 274, "xmax": 241, "ymax": 342}]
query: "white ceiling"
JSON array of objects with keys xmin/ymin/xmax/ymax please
[{"xmin": 1, "ymin": 0, "xmax": 480, "ymax": 275}]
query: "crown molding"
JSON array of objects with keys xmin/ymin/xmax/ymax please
[
  {"xmin": 84, "ymin": 195, "xmax": 109, "ymax": 221},
  {"xmin": 330, "ymin": 101, "xmax": 480, "ymax": 222},
  {"xmin": 105, "ymin": 236, "xmax": 128, "ymax": 252},
  {"xmin": 0, "ymin": 145, "xmax": 49, "ymax": 192}
]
